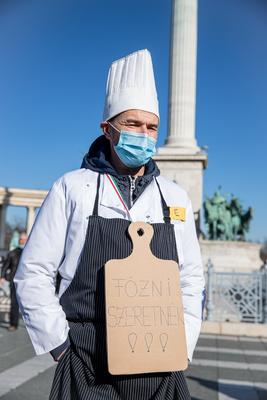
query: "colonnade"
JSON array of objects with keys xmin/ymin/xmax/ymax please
[{"xmin": 0, "ymin": 187, "xmax": 47, "ymax": 249}]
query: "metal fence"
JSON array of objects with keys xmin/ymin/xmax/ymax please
[
  {"xmin": 205, "ymin": 260, "xmax": 267, "ymax": 323},
  {"xmin": 1, "ymin": 259, "xmax": 267, "ymax": 324}
]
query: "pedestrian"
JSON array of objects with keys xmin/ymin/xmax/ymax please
[
  {"xmin": 0, "ymin": 231, "xmax": 27, "ymax": 331},
  {"xmin": 15, "ymin": 49, "xmax": 205, "ymax": 399}
]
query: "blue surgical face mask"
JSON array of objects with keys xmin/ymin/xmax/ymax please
[{"xmin": 108, "ymin": 123, "xmax": 157, "ymax": 168}]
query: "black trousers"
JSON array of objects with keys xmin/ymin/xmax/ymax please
[{"xmin": 10, "ymin": 281, "xmax": 19, "ymax": 327}]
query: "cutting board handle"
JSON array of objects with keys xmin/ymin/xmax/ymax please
[{"xmin": 128, "ymin": 222, "xmax": 154, "ymax": 258}]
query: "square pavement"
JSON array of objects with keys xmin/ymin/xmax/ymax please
[
  {"xmin": 186, "ymin": 333, "xmax": 267, "ymax": 400},
  {"xmin": 0, "ymin": 320, "xmax": 267, "ymax": 399}
]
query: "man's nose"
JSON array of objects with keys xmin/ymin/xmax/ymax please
[{"xmin": 140, "ymin": 124, "xmax": 149, "ymax": 134}]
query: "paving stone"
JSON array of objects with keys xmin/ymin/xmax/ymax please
[
  {"xmin": 239, "ymin": 340, "xmax": 267, "ymax": 351},
  {"xmin": 0, "ymin": 366, "xmax": 56, "ymax": 400},
  {"xmin": 1, "ymin": 324, "xmax": 267, "ymax": 400},
  {"xmin": 194, "ymin": 350, "xmax": 218, "ymax": 361},
  {"xmin": 217, "ymin": 352, "xmax": 247, "ymax": 363}
]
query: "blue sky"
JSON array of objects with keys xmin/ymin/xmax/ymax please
[{"xmin": 0, "ymin": 0, "xmax": 266, "ymax": 242}]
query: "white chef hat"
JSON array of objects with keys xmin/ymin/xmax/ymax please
[{"xmin": 103, "ymin": 49, "xmax": 159, "ymax": 121}]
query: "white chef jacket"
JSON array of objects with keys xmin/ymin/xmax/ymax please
[{"xmin": 14, "ymin": 168, "xmax": 205, "ymax": 362}]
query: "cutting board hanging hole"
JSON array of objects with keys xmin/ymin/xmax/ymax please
[{"xmin": 128, "ymin": 222, "xmax": 154, "ymax": 257}]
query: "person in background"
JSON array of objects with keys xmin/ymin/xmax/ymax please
[
  {"xmin": 9, "ymin": 229, "xmax": 20, "ymax": 251},
  {"xmin": 0, "ymin": 231, "xmax": 27, "ymax": 331}
]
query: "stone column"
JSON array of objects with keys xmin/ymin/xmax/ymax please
[
  {"xmin": 158, "ymin": 0, "xmax": 199, "ymax": 154},
  {"xmin": 26, "ymin": 206, "xmax": 36, "ymax": 235},
  {"xmin": 0, "ymin": 204, "xmax": 7, "ymax": 249},
  {"xmin": 154, "ymin": 0, "xmax": 207, "ymax": 223}
]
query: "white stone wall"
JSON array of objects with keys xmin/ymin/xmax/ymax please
[
  {"xmin": 200, "ymin": 240, "xmax": 262, "ymax": 272},
  {"xmin": 154, "ymin": 154, "xmax": 207, "ymax": 214}
]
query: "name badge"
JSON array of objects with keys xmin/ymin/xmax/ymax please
[{"xmin": 169, "ymin": 207, "xmax": 186, "ymax": 222}]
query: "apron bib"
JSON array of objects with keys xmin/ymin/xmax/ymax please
[{"xmin": 49, "ymin": 173, "xmax": 191, "ymax": 400}]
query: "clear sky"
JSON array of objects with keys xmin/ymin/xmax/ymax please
[{"xmin": 0, "ymin": 0, "xmax": 266, "ymax": 242}]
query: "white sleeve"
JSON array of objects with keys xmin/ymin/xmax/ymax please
[
  {"xmin": 180, "ymin": 199, "xmax": 205, "ymax": 362},
  {"xmin": 14, "ymin": 178, "xmax": 70, "ymax": 355}
]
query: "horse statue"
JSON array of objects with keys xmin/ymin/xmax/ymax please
[
  {"xmin": 204, "ymin": 190, "xmax": 232, "ymax": 240},
  {"xmin": 204, "ymin": 190, "xmax": 253, "ymax": 241}
]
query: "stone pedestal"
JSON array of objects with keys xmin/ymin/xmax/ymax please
[
  {"xmin": 153, "ymin": 152, "xmax": 207, "ymax": 222},
  {"xmin": 200, "ymin": 239, "xmax": 262, "ymax": 272}
]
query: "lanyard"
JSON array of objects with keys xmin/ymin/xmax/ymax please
[{"xmin": 105, "ymin": 174, "xmax": 132, "ymax": 220}]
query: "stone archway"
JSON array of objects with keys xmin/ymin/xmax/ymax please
[{"xmin": 0, "ymin": 187, "xmax": 48, "ymax": 250}]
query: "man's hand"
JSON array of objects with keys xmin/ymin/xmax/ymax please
[
  {"xmin": 0, "ymin": 278, "xmax": 6, "ymax": 285},
  {"xmin": 56, "ymin": 347, "xmax": 68, "ymax": 362}
]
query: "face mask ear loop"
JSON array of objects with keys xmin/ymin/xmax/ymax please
[{"xmin": 108, "ymin": 121, "xmax": 120, "ymax": 138}]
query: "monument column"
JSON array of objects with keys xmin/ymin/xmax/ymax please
[
  {"xmin": 0, "ymin": 204, "xmax": 7, "ymax": 249},
  {"xmin": 154, "ymin": 0, "xmax": 207, "ymax": 225},
  {"xmin": 165, "ymin": 0, "xmax": 199, "ymax": 152},
  {"xmin": 26, "ymin": 206, "xmax": 36, "ymax": 235}
]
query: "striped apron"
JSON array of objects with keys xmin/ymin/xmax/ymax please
[{"xmin": 49, "ymin": 173, "xmax": 191, "ymax": 400}]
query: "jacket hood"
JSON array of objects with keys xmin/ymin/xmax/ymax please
[{"xmin": 81, "ymin": 135, "xmax": 160, "ymax": 178}]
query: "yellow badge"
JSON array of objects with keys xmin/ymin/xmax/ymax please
[{"xmin": 169, "ymin": 207, "xmax": 186, "ymax": 222}]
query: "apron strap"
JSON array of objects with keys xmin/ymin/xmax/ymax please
[
  {"xmin": 155, "ymin": 178, "xmax": 171, "ymax": 224},
  {"xmin": 92, "ymin": 173, "xmax": 101, "ymax": 216}
]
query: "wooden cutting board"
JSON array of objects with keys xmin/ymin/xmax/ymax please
[{"xmin": 105, "ymin": 221, "xmax": 188, "ymax": 375}]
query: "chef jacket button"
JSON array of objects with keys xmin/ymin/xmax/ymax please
[{"xmin": 86, "ymin": 183, "xmax": 90, "ymax": 187}]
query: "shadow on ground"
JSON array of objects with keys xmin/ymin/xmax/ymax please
[{"xmin": 188, "ymin": 375, "xmax": 267, "ymax": 400}]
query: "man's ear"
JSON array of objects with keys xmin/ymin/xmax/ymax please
[{"xmin": 100, "ymin": 122, "xmax": 111, "ymax": 140}]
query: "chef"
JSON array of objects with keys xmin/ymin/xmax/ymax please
[{"xmin": 15, "ymin": 49, "xmax": 205, "ymax": 400}]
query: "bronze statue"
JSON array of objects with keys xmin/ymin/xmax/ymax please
[{"xmin": 203, "ymin": 188, "xmax": 253, "ymax": 241}]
